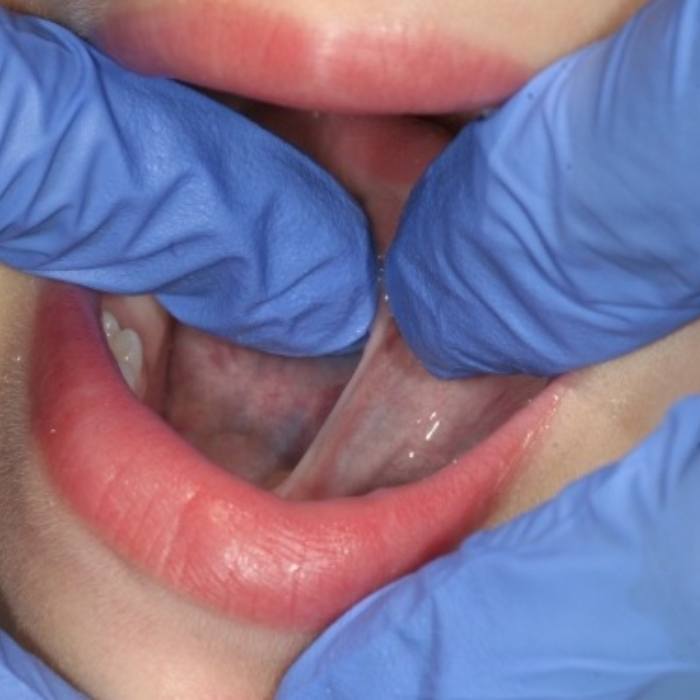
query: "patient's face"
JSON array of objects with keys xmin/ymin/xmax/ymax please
[{"xmin": 3, "ymin": 1, "xmax": 695, "ymax": 699}]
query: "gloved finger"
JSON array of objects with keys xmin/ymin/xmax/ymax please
[
  {"xmin": 386, "ymin": 0, "xmax": 700, "ymax": 378},
  {"xmin": 0, "ymin": 630, "xmax": 86, "ymax": 699},
  {"xmin": 278, "ymin": 394, "xmax": 700, "ymax": 699},
  {"xmin": 0, "ymin": 9, "xmax": 376, "ymax": 357}
]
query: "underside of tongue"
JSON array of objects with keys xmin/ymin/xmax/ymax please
[
  {"xmin": 166, "ymin": 327, "xmax": 359, "ymax": 488},
  {"xmin": 163, "ymin": 107, "xmax": 546, "ymax": 499},
  {"xmin": 165, "ymin": 305, "xmax": 545, "ymax": 498},
  {"xmin": 276, "ymin": 307, "xmax": 546, "ymax": 499}
]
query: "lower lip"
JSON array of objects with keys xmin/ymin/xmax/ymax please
[
  {"xmin": 94, "ymin": 0, "xmax": 529, "ymax": 113},
  {"xmin": 31, "ymin": 284, "xmax": 561, "ymax": 632}
]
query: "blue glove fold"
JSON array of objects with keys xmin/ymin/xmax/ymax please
[
  {"xmin": 0, "ymin": 631, "xmax": 86, "ymax": 699},
  {"xmin": 278, "ymin": 393, "xmax": 700, "ymax": 699},
  {"xmin": 0, "ymin": 9, "xmax": 376, "ymax": 356},
  {"xmin": 386, "ymin": 0, "xmax": 700, "ymax": 378}
]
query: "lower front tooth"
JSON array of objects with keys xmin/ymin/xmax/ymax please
[
  {"xmin": 118, "ymin": 359, "xmax": 138, "ymax": 392},
  {"xmin": 108, "ymin": 328, "xmax": 144, "ymax": 395},
  {"xmin": 110, "ymin": 329, "xmax": 143, "ymax": 367},
  {"xmin": 101, "ymin": 310, "xmax": 120, "ymax": 339}
]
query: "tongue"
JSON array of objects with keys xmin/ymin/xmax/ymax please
[
  {"xmin": 276, "ymin": 305, "xmax": 545, "ymax": 498},
  {"xmin": 166, "ymin": 108, "xmax": 544, "ymax": 497}
]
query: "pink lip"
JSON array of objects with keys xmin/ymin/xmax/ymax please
[
  {"xmin": 31, "ymin": 284, "xmax": 562, "ymax": 632},
  {"xmin": 94, "ymin": 0, "xmax": 529, "ymax": 113}
]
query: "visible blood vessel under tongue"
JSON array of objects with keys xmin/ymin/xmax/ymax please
[{"xmin": 166, "ymin": 328, "xmax": 358, "ymax": 487}]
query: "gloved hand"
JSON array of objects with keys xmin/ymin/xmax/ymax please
[
  {"xmin": 278, "ymin": 393, "xmax": 700, "ymax": 699},
  {"xmin": 386, "ymin": 0, "xmax": 700, "ymax": 378},
  {"xmin": 0, "ymin": 9, "xmax": 376, "ymax": 357},
  {"xmin": 0, "ymin": 631, "xmax": 86, "ymax": 699}
]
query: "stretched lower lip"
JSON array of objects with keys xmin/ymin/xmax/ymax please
[
  {"xmin": 31, "ymin": 283, "xmax": 561, "ymax": 632},
  {"xmin": 94, "ymin": 0, "xmax": 529, "ymax": 113}
]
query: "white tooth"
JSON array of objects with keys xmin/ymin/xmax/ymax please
[
  {"xmin": 109, "ymin": 328, "xmax": 144, "ymax": 394},
  {"xmin": 117, "ymin": 359, "xmax": 138, "ymax": 393},
  {"xmin": 101, "ymin": 310, "xmax": 120, "ymax": 339},
  {"xmin": 110, "ymin": 328, "xmax": 143, "ymax": 367}
]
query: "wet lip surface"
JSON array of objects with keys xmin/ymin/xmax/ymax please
[
  {"xmin": 95, "ymin": 0, "xmax": 529, "ymax": 113},
  {"xmin": 32, "ymin": 283, "xmax": 562, "ymax": 632}
]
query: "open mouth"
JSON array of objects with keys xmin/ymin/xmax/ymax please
[{"xmin": 29, "ymin": 84, "xmax": 561, "ymax": 637}]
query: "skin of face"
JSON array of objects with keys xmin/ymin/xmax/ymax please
[{"xmin": 4, "ymin": 1, "xmax": 696, "ymax": 698}]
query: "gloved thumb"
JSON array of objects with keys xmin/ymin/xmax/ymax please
[
  {"xmin": 386, "ymin": 0, "xmax": 700, "ymax": 378},
  {"xmin": 0, "ymin": 10, "xmax": 376, "ymax": 357}
]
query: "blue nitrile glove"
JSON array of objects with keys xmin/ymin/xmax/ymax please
[
  {"xmin": 386, "ymin": 0, "xmax": 700, "ymax": 378},
  {"xmin": 0, "ymin": 630, "xmax": 86, "ymax": 699},
  {"xmin": 0, "ymin": 9, "xmax": 376, "ymax": 356},
  {"xmin": 278, "ymin": 394, "xmax": 700, "ymax": 699}
]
